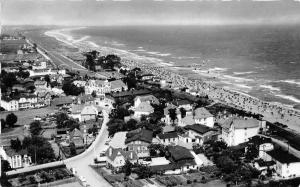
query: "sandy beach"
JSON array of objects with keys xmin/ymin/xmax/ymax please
[{"xmin": 44, "ymin": 27, "xmax": 300, "ymax": 132}]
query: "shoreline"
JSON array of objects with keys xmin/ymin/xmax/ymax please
[{"xmin": 43, "ymin": 27, "xmax": 300, "ymax": 131}]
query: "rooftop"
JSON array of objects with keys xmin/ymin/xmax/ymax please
[
  {"xmin": 167, "ymin": 146, "xmax": 194, "ymax": 162},
  {"xmin": 135, "ymin": 102, "xmax": 154, "ymax": 113},
  {"xmin": 125, "ymin": 129, "xmax": 153, "ymax": 144},
  {"xmin": 221, "ymin": 117, "xmax": 260, "ymax": 130},
  {"xmin": 267, "ymin": 149, "xmax": 300, "ymax": 164},
  {"xmin": 157, "ymin": 132, "xmax": 179, "ymax": 140},
  {"xmin": 194, "ymin": 107, "xmax": 213, "ymax": 119},
  {"xmin": 185, "ymin": 124, "xmax": 216, "ymax": 135}
]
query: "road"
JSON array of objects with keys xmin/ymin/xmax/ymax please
[
  {"xmin": 6, "ymin": 111, "xmax": 112, "ymax": 187},
  {"xmin": 26, "ymin": 39, "xmax": 88, "ymax": 73},
  {"xmin": 65, "ymin": 112, "xmax": 111, "ymax": 187}
]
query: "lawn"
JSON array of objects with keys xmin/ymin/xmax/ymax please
[{"xmin": 0, "ymin": 106, "xmax": 56, "ymax": 126}]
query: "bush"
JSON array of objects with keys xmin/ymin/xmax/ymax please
[
  {"xmin": 193, "ymin": 179, "xmax": 198, "ymax": 183},
  {"xmin": 187, "ymin": 180, "xmax": 192, "ymax": 184}
]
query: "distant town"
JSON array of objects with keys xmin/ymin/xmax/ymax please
[{"xmin": 1, "ymin": 31, "xmax": 300, "ymax": 187}]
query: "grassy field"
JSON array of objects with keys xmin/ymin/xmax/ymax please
[{"xmin": 0, "ymin": 106, "xmax": 57, "ymax": 126}]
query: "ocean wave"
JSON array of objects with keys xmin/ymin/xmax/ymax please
[
  {"xmin": 275, "ymin": 94, "xmax": 300, "ymax": 103},
  {"xmin": 279, "ymin": 79, "xmax": 300, "ymax": 86},
  {"xmin": 222, "ymin": 75, "xmax": 254, "ymax": 82},
  {"xmin": 146, "ymin": 51, "xmax": 171, "ymax": 57},
  {"xmin": 73, "ymin": 36, "xmax": 90, "ymax": 43},
  {"xmin": 260, "ymin": 85, "xmax": 281, "ymax": 92},
  {"xmin": 131, "ymin": 49, "xmax": 147, "ymax": 52},
  {"xmin": 208, "ymin": 67, "xmax": 228, "ymax": 72},
  {"xmin": 173, "ymin": 56, "xmax": 202, "ymax": 60},
  {"xmin": 233, "ymin": 71, "xmax": 255, "ymax": 75}
]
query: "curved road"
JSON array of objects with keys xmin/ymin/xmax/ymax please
[
  {"xmin": 65, "ymin": 111, "xmax": 111, "ymax": 187},
  {"xmin": 6, "ymin": 111, "xmax": 111, "ymax": 187}
]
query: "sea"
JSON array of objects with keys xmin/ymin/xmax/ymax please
[{"xmin": 59, "ymin": 25, "xmax": 300, "ymax": 108}]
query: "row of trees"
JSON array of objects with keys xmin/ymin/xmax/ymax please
[
  {"xmin": 83, "ymin": 51, "xmax": 121, "ymax": 71},
  {"xmin": 10, "ymin": 136, "xmax": 56, "ymax": 164}
]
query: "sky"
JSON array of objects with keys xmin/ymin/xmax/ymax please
[{"xmin": 2, "ymin": 0, "xmax": 300, "ymax": 26}]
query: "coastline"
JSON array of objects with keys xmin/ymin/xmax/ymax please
[{"xmin": 44, "ymin": 27, "xmax": 300, "ymax": 131}]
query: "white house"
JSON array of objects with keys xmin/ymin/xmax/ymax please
[
  {"xmin": 220, "ymin": 117, "xmax": 260, "ymax": 146},
  {"xmin": 134, "ymin": 95, "xmax": 159, "ymax": 108},
  {"xmin": 110, "ymin": 80, "xmax": 128, "ymax": 92},
  {"xmin": 73, "ymin": 80, "xmax": 87, "ymax": 88},
  {"xmin": 29, "ymin": 69, "xmax": 66, "ymax": 77},
  {"xmin": 85, "ymin": 79, "xmax": 111, "ymax": 96},
  {"xmin": 0, "ymin": 97, "xmax": 19, "ymax": 111},
  {"xmin": 0, "ymin": 146, "xmax": 32, "ymax": 169},
  {"xmin": 32, "ymin": 61, "xmax": 47, "ymax": 70},
  {"xmin": 69, "ymin": 104, "xmax": 102, "ymax": 122},
  {"xmin": 261, "ymin": 148, "xmax": 300, "ymax": 178},
  {"xmin": 34, "ymin": 80, "xmax": 48, "ymax": 89},
  {"xmin": 105, "ymin": 146, "xmax": 138, "ymax": 172},
  {"xmin": 17, "ymin": 95, "xmax": 38, "ymax": 109},
  {"xmin": 157, "ymin": 132, "xmax": 179, "ymax": 146},
  {"xmin": 133, "ymin": 102, "xmax": 154, "ymax": 118},
  {"xmin": 193, "ymin": 107, "xmax": 214, "ymax": 128}
]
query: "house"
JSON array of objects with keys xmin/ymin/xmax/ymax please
[
  {"xmin": 0, "ymin": 97, "xmax": 19, "ymax": 111},
  {"xmin": 73, "ymin": 80, "xmax": 87, "ymax": 88},
  {"xmin": 125, "ymin": 129, "xmax": 153, "ymax": 158},
  {"xmin": 36, "ymin": 92, "xmax": 51, "ymax": 106},
  {"xmin": 134, "ymin": 95, "xmax": 159, "ymax": 108},
  {"xmin": 133, "ymin": 102, "xmax": 154, "ymax": 118},
  {"xmin": 150, "ymin": 146, "xmax": 197, "ymax": 175},
  {"xmin": 12, "ymin": 84, "xmax": 28, "ymax": 93},
  {"xmin": 76, "ymin": 95, "xmax": 94, "ymax": 105},
  {"xmin": 183, "ymin": 124, "xmax": 218, "ymax": 145},
  {"xmin": 17, "ymin": 94, "xmax": 38, "ymax": 109},
  {"xmin": 162, "ymin": 104, "xmax": 180, "ymax": 125},
  {"xmin": 261, "ymin": 147, "xmax": 300, "ymax": 178},
  {"xmin": 32, "ymin": 61, "xmax": 47, "ymax": 70},
  {"xmin": 0, "ymin": 146, "xmax": 32, "ymax": 169},
  {"xmin": 193, "ymin": 107, "xmax": 214, "ymax": 128},
  {"xmin": 52, "ymin": 96, "xmax": 73, "ymax": 107},
  {"xmin": 157, "ymin": 132, "xmax": 179, "ymax": 146},
  {"xmin": 220, "ymin": 117, "xmax": 260, "ymax": 147},
  {"xmin": 105, "ymin": 146, "xmax": 138, "ymax": 172},
  {"xmin": 110, "ymin": 80, "xmax": 128, "ymax": 92},
  {"xmin": 109, "ymin": 132, "xmax": 127, "ymax": 149},
  {"xmin": 85, "ymin": 80, "xmax": 111, "ymax": 96},
  {"xmin": 178, "ymin": 115, "xmax": 195, "ymax": 127},
  {"xmin": 34, "ymin": 80, "xmax": 48, "ymax": 89},
  {"xmin": 68, "ymin": 128, "xmax": 85, "ymax": 147},
  {"xmin": 29, "ymin": 68, "xmax": 66, "ymax": 77},
  {"xmin": 172, "ymin": 100, "xmax": 193, "ymax": 111},
  {"xmin": 50, "ymin": 74, "xmax": 66, "ymax": 84},
  {"xmin": 69, "ymin": 104, "xmax": 102, "ymax": 122},
  {"xmin": 140, "ymin": 73, "xmax": 155, "ymax": 81}
]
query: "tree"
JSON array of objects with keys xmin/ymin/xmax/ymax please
[
  {"xmin": 148, "ymin": 144, "xmax": 166, "ymax": 157},
  {"xmin": 179, "ymin": 107, "xmax": 186, "ymax": 118},
  {"xmin": 22, "ymin": 136, "xmax": 55, "ymax": 164},
  {"xmin": 70, "ymin": 142, "xmax": 77, "ymax": 156},
  {"xmin": 6, "ymin": 113, "xmax": 18, "ymax": 128},
  {"xmin": 44, "ymin": 75, "xmax": 50, "ymax": 85},
  {"xmin": 110, "ymin": 107, "xmax": 131, "ymax": 120},
  {"xmin": 65, "ymin": 119, "xmax": 80, "ymax": 131},
  {"xmin": 107, "ymin": 119, "xmax": 125, "ymax": 137},
  {"xmin": 1, "ymin": 118, "xmax": 6, "ymax": 129},
  {"xmin": 56, "ymin": 113, "xmax": 69, "ymax": 128},
  {"xmin": 2, "ymin": 72, "xmax": 17, "ymax": 88},
  {"xmin": 168, "ymin": 108, "xmax": 177, "ymax": 124},
  {"xmin": 62, "ymin": 81, "xmax": 84, "ymax": 96},
  {"xmin": 124, "ymin": 119, "xmax": 138, "ymax": 131},
  {"xmin": 216, "ymin": 155, "xmax": 236, "ymax": 174},
  {"xmin": 134, "ymin": 164, "xmax": 153, "ymax": 179},
  {"xmin": 121, "ymin": 160, "xmax": 133, "ymax": 176},
  {"xmin": 1, "ymin": 160, "xmax": 11, "ymax": 173},
  {"xmin": 11, "ymin": 138, "xmax": 22, "ymax": 151},
  {"xmin": 30, "ymin": 121, "xmax": 42, "ymax": 136}
]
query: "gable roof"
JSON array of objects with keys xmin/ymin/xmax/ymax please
[
  {"xmin": 125, "ymin": 129, "xmax": 153, "ymax": 144},
  {"xmin": 105, "ymin": 146, "xmax": 138, "ymax": 161},
  {"xmin": 173, "ymin": 100, "xmax": 191, "ymax": 106},
  {"xmin": 267, "ymin": 149, "xmax": 300, "ymax": 164},
  {"xmin": 221, "ymin": 117, "xmax": 260, "ymax": 130},
  {"xmin": 157, "ymin": 132, "xmax": 179, "ymax": 140},
  {"xmin": 167, "ymin": 146, "xmax": 194, "ymax": 162},
  {"xmin": 135, "ymin": 102, "xmax": 154, "ymax": 113},
  {"xmin": 110, "ymin": 80, "xmax": 126, "ymax": 90},
  {"xmin": 70, "ymin": 128, "xmax": 83, "ymax": 140},
  {"xmin": 185, "ymin": 124, "xmax": 215, "ymax": 135},
  {"xmin": 181, "ymin": 115, "xmax": 195, "ymax": 126},
  {"xmin": 194, "ymin": 107, "xmax": 213, "ymax": 119},
  {"xmin": 52, "ymin": 96, "xmax": 73, "ymax": 106},
  {"xmin": 134, "ymin": 95, "xmax": 159, "ymax": 104}
]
